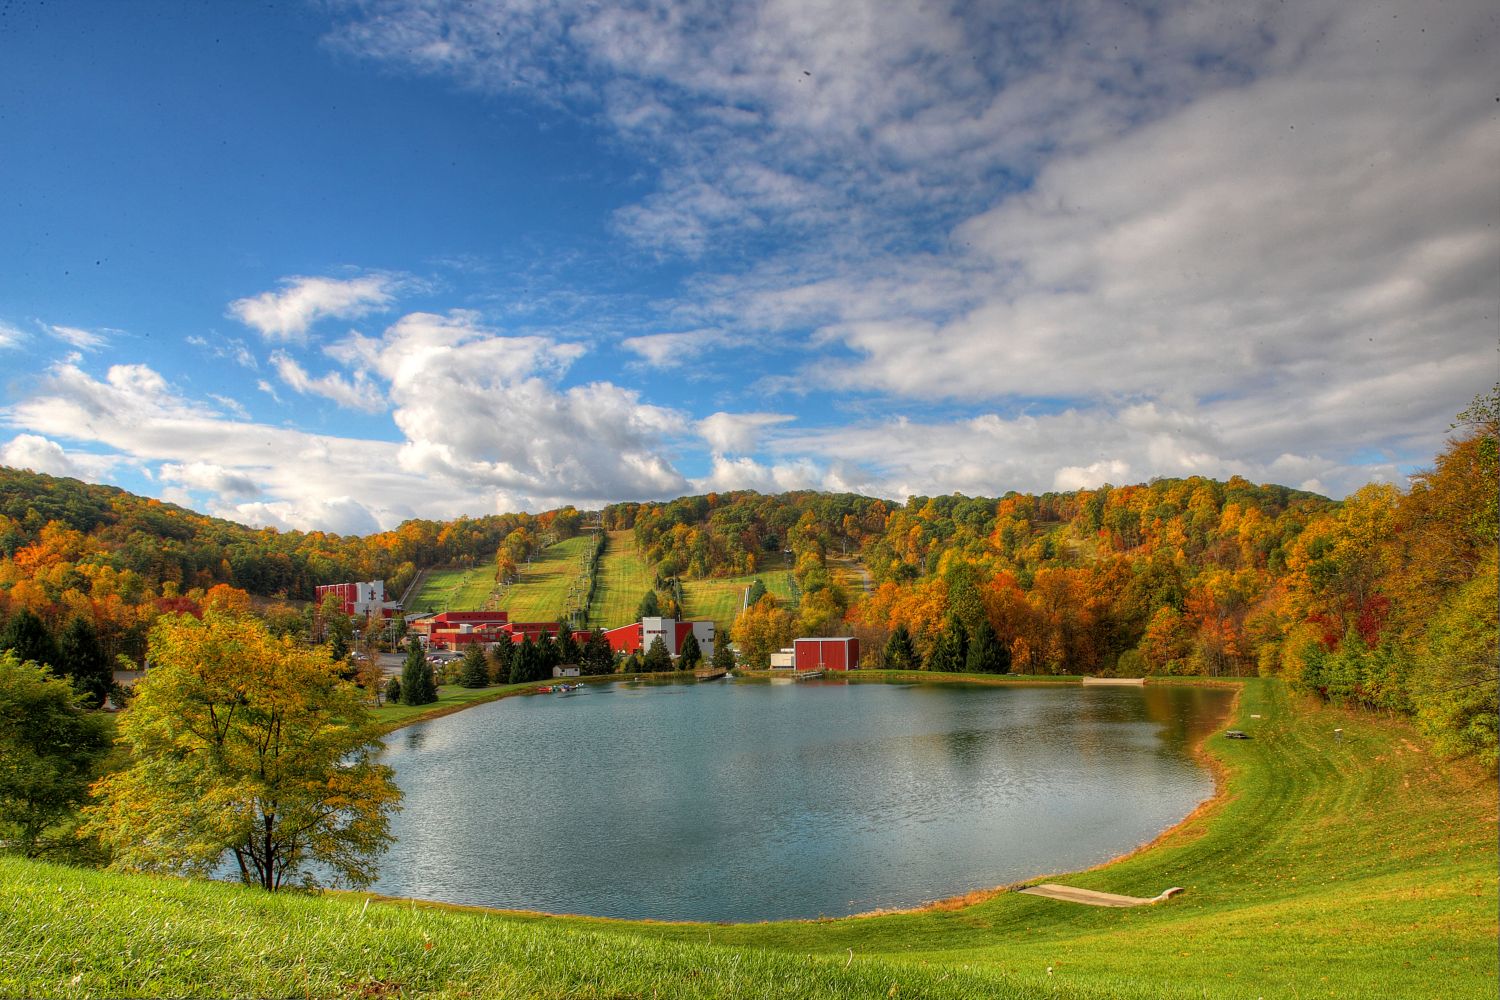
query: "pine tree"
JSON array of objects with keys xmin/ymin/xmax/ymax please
[
  {"xmin": 967, "ymin": 619, "xmax": 1010, "ymax": 674},
  {"xmin": 929, "ymin": 618, "xmax": 968, "ymax": 673},
  {"xmin": 401, "ymin": 638, "xmax": 436, "ymax": 705},
  {"xmin": 712, "ymin": 636, "xmax": 735, "ymax": 671},
  {"xmin": 58, "ymin": 617, "xmax": 113, "ymax": 708},
  {"xmin": 459, "ymin": 645, "xmax": 489, "ymax": 688},
  {"xmin": 745, "ymin": 578, "xmax": 767, "ymax": 607},
  {"xmin": 643, "ymin": 635, "xmax": 672, "ymax": 672},
  {"xmin": 636, "ymin": 590, "xmax": 661, "ymax": 618},
  {"xmin": 509, "ymin": 636, "xmax": 537, "ymax": 684},
  {"xmin": 884, "ymin": 624, "xmax": 919, "ymax": 669},
  {"xmin": 488, "ymin": 640, "xmax": 513, "ymax": 683},
  {"xmin": 581, "ymin": 630, "xmax": 615, "ymax": 675},
  {"xmin": 384, "ymin": 676, "xmax": 402, "ymax": 704},
  {"xmin": 678, "ymin": 632, "xmax": 703, "ymax": 670},
  {"xmin": 0, "ymin": 610, "xmax": 60, "ymax": 672}
]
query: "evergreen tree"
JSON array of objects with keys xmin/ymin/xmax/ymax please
[
  {"xmin": 488, "ymin": 640, "xmax": 513, "ymax": 684},
  {"xmin": 384, "ymin": 676, "xmax": 402, "ymax": 704},
  {"xmin": 401, "ymin": 638, "xmax": 436, "ymax": 705},
  {"xmin": 581, "ymin": 630, "xmax": 614, "ymax": 675},
  {"xmin": 967, "ymin": 619, "xmax": 1010, "ymax": 674},
  {"xmin": 0, "ymin": 610, "xmax": 59, "ymax": 672},
  {"xmin": 745, "ymin": 578, "xmax": 767, "ymax": 607},
  {"xmin": 884, "ymin": 624, "xmax": 920, "ymax": 669},
  {"xmin": 458, "ymin": 645, "xmax": 489, "ymax": 688},
  {"xmin": 678, "ymin": 632, "xmax": 703, "ymax": 670},
  {"xmin": 623, "ymin": 651, "xmax": 643, "ymax": 673},
  {"xmin": 58, "ymin": 617, "xmax": 113, "ymax": 708},
  {"xmin": 928, "ymin": 618, "xmax": 968, "ymax": 673},
  {"xmin": 636, "ymin": 590, "xmax": 661, "ymax": 618},
  {"xmin": 643, "ymin": 635, "xmax": 673, "ymax": 672},
  {"xmin": 711, "ymin": 637, "xmax": 736, "ymax": 671},
  {"xmin": 536, "ymin": 632, "xmax": 561, "ymax": 676},
  {"xmin": 509, "ymin": 636, "xmax": 538, "ymax": 684}
]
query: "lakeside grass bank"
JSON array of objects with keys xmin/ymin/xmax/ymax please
[{"xmin": 3, "ymin": 677, "xmax": 1493, "ymax": 998}]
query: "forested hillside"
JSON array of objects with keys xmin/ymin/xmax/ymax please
[{"xmin": 0, "ymin": 391, "xmax": 1493, "ymax": 764}]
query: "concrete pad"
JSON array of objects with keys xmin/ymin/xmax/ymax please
[{"xmin": 1018, "ymin": 883, "xmax": 1184, "ymax": 907}]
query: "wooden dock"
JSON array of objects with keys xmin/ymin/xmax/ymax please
[
  {"xmin": 694, "ymin": 669, "xmax": 728, "ymax": 681},
  {"xmin": 1081, "ymin": 677, "xmax": 1146, "ymax": 686}
]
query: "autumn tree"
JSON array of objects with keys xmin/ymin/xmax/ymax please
[
  {"xmin": 731, "ymin": 593, "xmax": 796, "ymax": 669},
  {"xmin": 0, "ymin": 652, "xmax": 111, "ymax": 858},
  {"xmin": 83, "ymin": 612, "xmax": 400, "ymax": 890}
]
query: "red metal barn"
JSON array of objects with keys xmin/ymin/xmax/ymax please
[{"xmin": 793, "ymin": 637, "xmax": 859, "ymax": 671}]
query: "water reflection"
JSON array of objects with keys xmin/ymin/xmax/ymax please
[{"xmin": 369, "ymin": 679, "xmax": 1232, "ymax": 922}]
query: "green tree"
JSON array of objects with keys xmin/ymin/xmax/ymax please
[
  {"xmin": 83, "ymin": 612, "xmax": 400, "ymax": 890},
  {"xmin": 928, "ymin": 618, "xmax": 968, "ymax": 673},
  {"xmin": 458, "ymin": 645, "xmax": 489, "ymax": 688},
  {"xmin": 581, "ymin": 630, "xmax": 614, "ymax": 675},
  {"xmin": 0, "ymin": 652, "xmax": 111, "ymax": 858},
  {"xmin": 967, "ymin": 619, "xmax": 1010, "ymax": 674},
  {"xmin": 401, "ymin": 638, "xmax": 436, "ymax": 706},
  {"xmin": 643, "ymin": 635, "xmax": 673, "ymax": 672},
  {"xmin": 884, "ymin": 624, "xmax": 919, "ymax": 669},
  {"xmin": 1413, "ymin": 567, "xmax": 1499, "ymax": 768},
  {"xmin": 384, "ymin": 676, "xmax": 402, "ymax": 704},
  {"xmin": 58, "ymin": 616, "xmax": 113, "ymax": 708},
  {"xmin": 0, "ymin": 610, "xmax": 59, "ymax": 672},
  {"xmin": 745, "ymin": 578, "xmax": 767, "ymax": 607},
  {"xmin": 488, "ymin": 640, "xmax": 514, "ymax": 683},
  {"xmin": 712, "ymin": 635, "xmax": 735, "ymax": 671},
  {"xmin": 678, "ymin": 631, "xmax": 703, "ymax": 670},
  {"xmin": 636, "ymin": 590, "xmax": 661, "ymax": 618},
  {"xmin": 509, "ymin": 635, "xmax": 539, "ymax": 684}
]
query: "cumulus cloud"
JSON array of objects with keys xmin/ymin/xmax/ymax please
[
  {"xmin": 697, "ymin": 411, "xmax": 794, "ymax": 454},
  {"xmin": 0, "ymin": 434, "xmax": 120, "ymax": 480},
  {"xmin": 228, "ymin": 274, "xmax": 398, "ymax": 341}
]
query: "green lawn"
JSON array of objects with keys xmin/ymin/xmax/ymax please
[
  {"xmin": 586, "ymin": 530, "xmax": 656, "ymax": 629},
  {"xmin": 1, "ymin": 678, "xmax": 1495, "ymax": 998},
  {"xmin": 680, "ymin": 569, "xmax": 794, "ymax": 633},
  {"xmin": 405, "ymin": 566, "xmax": 498, "ymax": 614}
]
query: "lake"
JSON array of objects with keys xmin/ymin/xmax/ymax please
[{"xmin": 369, "ymin": 677, "xmax": 1233, "ymax": 922}]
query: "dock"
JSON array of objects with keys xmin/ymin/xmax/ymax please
[
  {"xmin": 694, "ymin": 669, "xmax": 728, "ymax": 681},
  {"xmin": 1081, "ymin": 677, "xmax": 1146, "ymax": 686}
]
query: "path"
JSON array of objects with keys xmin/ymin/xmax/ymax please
[{"xmin": 1018, "ymin": 884, "xmax": 1183, "ymax": 907}]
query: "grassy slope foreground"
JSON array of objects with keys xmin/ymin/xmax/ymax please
[{"xmin": 2, "ymin": 681, "xmax": 1494, "ymax": 999}]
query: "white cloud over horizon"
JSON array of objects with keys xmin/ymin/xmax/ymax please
[{"xmin": 228, "ymin": 274, "xmax": 400, "ymax": 342}]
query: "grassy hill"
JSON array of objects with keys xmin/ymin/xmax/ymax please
[
  {"xmin": 405, "ymin": 536, "xmax": 596, "ymax": 622},
  {"xmin": 680, "ymin": 569, "xmax": 795, "ymax": 633},
  {"xmin": 4, "ymin": 678, "xmax": 1493, "ymax": 999},
  {"xmin": 585, "ymin": 530, "xmax": 656, "ymax": 629},
  {"xmin": 404, "ymin": 566, "xmax": 498, "ymax": 614}
]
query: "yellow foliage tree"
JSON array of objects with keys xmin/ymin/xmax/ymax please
[{"xmin": 84, "ymin": 612, "xmax": 400, "ymax": 890}]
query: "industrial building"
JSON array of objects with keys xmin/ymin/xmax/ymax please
[
  {"xmin": 770, "ymin": 636, "xmax": 860, "ymax": 671},
  {"xmin": 315, "ymin": 580, "xmax": 401, "ymax": 618},
  {"xmin": 603, "ymin": 616, "xmax": 716, "ymax": 661}
]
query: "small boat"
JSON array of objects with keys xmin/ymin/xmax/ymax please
[{"xmin": 537, "ymin": 685, "xmax": 553, "ymax": 693}]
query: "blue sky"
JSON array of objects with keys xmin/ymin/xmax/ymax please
[{"xmin": 2, "ymin": 0, "xmax": 1495, "ymax": 534}]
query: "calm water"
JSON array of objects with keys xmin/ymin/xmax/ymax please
[{"xmin": 369, "ymin": 678, "xmax": 1232, "ymax": 922}]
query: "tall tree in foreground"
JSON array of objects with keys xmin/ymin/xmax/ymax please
[
  {"xmin": 0, "ymin": 652, "xmax": 111, "ymax": 858},
  {"xmin": 401, "ymin": 637, "xmax": 436, "ymax": 705},
  {"xmin": 84, "ymin": 612, "xmax": 400, "ymax": 890}
]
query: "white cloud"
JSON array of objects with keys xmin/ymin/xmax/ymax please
[
  {"xmin": 270, "ymin": 351, "xmax": 386, "ymax": 413},
  {"xmin": 697, "ymin": 411, "xmax": 794, "ymax": 454},
  {"xmin": 45, "ymin": 324, "xmax": 110, "ymax": 350},
  {"xmin": 228, "ymin": 274, "xmax": 398, "ymax": 341},
  {"xmin": 620, "ymin": 329, "xmax": 728, "ymax": 368},
  {"xmin": 0, "ymin": 320, "xmax": 26, "ymax": 350},
  {"xmin": 0, "ymin": 434, "xmax": 120, "ymax": 480},
  {"xmin": 159, "ymin": 461, "xmax": 261, "ymax": 499}
]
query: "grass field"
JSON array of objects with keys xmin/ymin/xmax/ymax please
[
  {"xmin": 405, "ymin": 566, "xmax": 498, "ymax": 614},
  {"xmin": 586, "ymin": 530, "xmax": 656, "ymax": 629},
  {"xmin": 680, "ymin": 569, "xmax": 794, "ymax": 632},
  {"xmin": 1, "ymin": 677, "xmax": 1495, "ymax": 998},
  {"xmin": 494, "ymin": 535, "xmax": 594, "ymax": 623}
]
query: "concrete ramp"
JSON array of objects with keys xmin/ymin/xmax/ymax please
[{"xmin": 1018, "ymin": 883, "xmax": 1183, "ymax": 907}]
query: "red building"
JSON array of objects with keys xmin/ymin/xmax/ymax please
[
  {"xmin": 315, "ymin": 581, "xmax": 400, "ymax": 618},
  {"xmin": 603, "ymin": 616, "xmax": 716, "ymax": 660},
  {"xmin": 793, "ymin": 637, "xmax": 859, "ymax": 671}
]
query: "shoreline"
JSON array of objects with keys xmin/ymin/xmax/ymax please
[{"xmin": 360, "ymin": 671, "xmax": 1246, "ymax": 926}]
